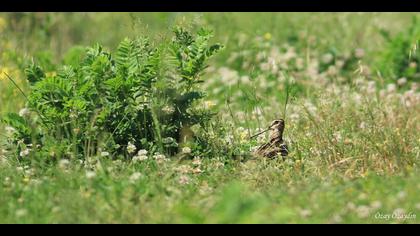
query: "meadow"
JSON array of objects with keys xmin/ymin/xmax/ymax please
[{"xmin": 0, "ymin": 12, "xmax": 419, "ymax": 223}]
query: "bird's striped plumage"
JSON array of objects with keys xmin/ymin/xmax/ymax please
[{"xmin": 253, "ymin": 119, "xmax": 288, "ymax": 158}]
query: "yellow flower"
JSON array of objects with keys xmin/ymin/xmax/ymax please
[
  {"xmin": 203, "ymin": 100, "xmax": 216, "ymax": 109},
  {"xmin": 264, "ymin": 32, "xmax": 272, "ymax": 41},
  {"xmin": 0, "ymin": 17, "xmax": 6, "ymax": 32},
  {"xmin": 46, "ymin": 71, "xmax": 57, "ymax": 77},
  {"xmin": 0, "ymin": 67, "xmax": 11, "ymax": 80},
  {"xmin": 22, "ymin": 177, "xmax": 30, "ymax": 183},
  {"xmin": 239, "ymin": 131, "xmax": 248, "ymax": 141}
]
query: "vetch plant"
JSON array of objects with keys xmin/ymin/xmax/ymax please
[{"xmin": 2, "ymin": 26, "xmax": 223, "ymax": 161}]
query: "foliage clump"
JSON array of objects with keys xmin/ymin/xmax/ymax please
[
  {"xmin": 2, "ymin": 27, "xmax": 223, "ymax": 160},
  {"xmin": 377, "ymin": 16, "xmax": 420, "ymax": 83}
]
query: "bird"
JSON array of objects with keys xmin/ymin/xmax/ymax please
[{"xmin": 251, "ymin": 119, "xmax": 289, "ymax": 158}]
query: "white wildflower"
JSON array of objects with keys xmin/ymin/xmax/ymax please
[
  {"xmin": 203, "ymin": 100, "xmax": 216, "ymax": 110},
  {"xmin": 127, "ymin": 142, "xmax": 137, "ymax": 154},
  {"xmin": 327, "ymin": 65, "xmax": 338, "ymax": 76},
  {"xmin": 411, "ymin": 82, "xmax": 418, "ymax": 91},
  {"xmin": 162, "ymin": 105, "xmax": 175, "ymax": 114},
  {"xmin": 335, "ymin": 59, "xmax": 345, "ymax": 68},
  {"xmin": 356, "ymin": 205, "xmax": 371, "ymax": 218},
  {"xmin": 182, "ymin": 147, "xmax": 192, "ymax": 155},
  {"xmin": 347, "ymin": 202, "xmax": 356, "ymax": 210},
  {"xmin": 397, "ymin": 191, "xmax": 407, "ymax": 200},
  {"xmin": 370, "ymin": 201, "xmax": 382, "ymax": 210},
  {"xmin": 240, "ymin": 75, "xmax": 251, "ymax": 84},
  {"xmin": 366, "ymin": 81, "xmax": 376, "ymax": 94},
  {"xmin": 153, "ymin": 153, "xmax": 167, "ymax": 164},
  {"xmin": 85, "ymin": 171, "xmax": 96, "ymax": 179},
  {"xmin": 358, "ymin": 193, "xmax": 368, "ymax": 200},
  {"xmin": 100, "ymin": 151, "xmax": 110, "ymax": 157},
  {"xmin": 252, "ymin": 108, "xmax": 263, "ymax": 117},
  {"xmin": 178, "ymin": 175, "xmax": 190, "ymax": 185},
  {"xmin": 379, "ymin": 89, "xmax": 387, "ymax": 98},
  {"xmin": 213, "ymin": 161, "xmax": 225, "ymax": 169},
  {"xmin": 176, "ymin": 165, "xmax": 193, "ymax": 174},
  {"xmin": 300, "ymin": 209, "xmax": 312, "ymax": 218},
  {"xmin": 112, "ymin": 160, "xmax": 122, "ymax": 166},
  {"xmin": 387, "ymin": 83, "xmax": 397, "ymax": 93},
  {"xmin": 52, "ymin": 207, "xmax": 60, "ymax": 213},
  {"xmin": 129, "ymin": 172, "xmax": 142, "ymax": 183},
  {"xmin": 0, "ymin": 155, "xmax": 6, "ymax": 165},
  {"xmin": 397, "ymin": 77, "xmax": 407, "ymax": 86},
  {"xmin": 331, "ymin": 214, "xmax": 343, "ymax": 223},
  {"xmin": 260, "ymin": 62, "xmax": 270, "ymax": 71},
  {"xmin": 192, "ymin": 157, "xmax": 202, "ymax": 166},
  {"xmin": 192, "ymin": 168, "xmax": 203, "ymax": 174},
  {"xmin": 354, "ymin": 78, "xmax": 365, "ymax": 86},
  {"xmin": 285, "ymin": 159, "xmax": 294, "ymax": 166},
  {"xmin": 58, "ymin": 159, "xmax": 70, "ymax": 169},
  {"xmin": 353, "ymin": 93, "xmax": 362, "ymax": 104},
  {"xmin": 354, "ymin": 48, "xmax": 365, "ymax": 58},
  {"xmin": 137, "ymin": 149, "xmax": 148, "ymax": 156},
  {"xmin": 218, "ymin": 67, "xmax": 239, "ymax": 86},
  {"xmin": 15, "ymin": 209, "xmax": 28, "ymax": 218},
  {"xmin": 322, "ymin": 53, "xmax": 334, "ymax": 64},
  {"xmin": 19, "ymin": 108, "xmax": 30, "ymax": 118},
  {"xmin": 5, "ymin": 126, "xmax": 16, "ymax": 135},
  {"xmin": 250, "ymin": 146, "xmax": 259, "ymax": 153},
  {"xmin": 304, "ymin": 101, "xmax": 317, "ymax": 116},
  {"xmin": 162, "ymin": 137, "xmax": 176, "ymax": 145},
  {"xmin": 296, "ymin": 58, "xmax": 305, "ymax": 69},
  {"xmin": 290, "ymin": 113, "xmax": 300, "ymax": 122},
  {"xmin": 19, "ymin": 148, "xmax": 31, "ymax": 157},
  {"xmin": 133, "ymin": 155, "xmax": 148, "ymax": 162},
  {"xmin": 333, "ymin": 132, "xmax": 342, "ymax": 142}
]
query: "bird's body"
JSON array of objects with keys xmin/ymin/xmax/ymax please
[{"xmin": 253, "ymin": 119, "xmax": 288, "ymax": 158}]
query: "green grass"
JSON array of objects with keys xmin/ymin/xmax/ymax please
[
  {"xmin": 0, "ymin": 158, "xmax": 419, "ymax": 223},
  {"xmin": 0, "ymin": 12, "xmax": 419, "ymax": 224}
]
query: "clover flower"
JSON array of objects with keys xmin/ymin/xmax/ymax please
[
  {"xmin": 127, "ymin": 142, "xmax": 137, "ymax": 154},
  {"xmin": 19, "ymin": 108, "xmax": 30, "ymax": 118},
  {"xmin": 192, "ymin": 157, "xmax": 202, "ymax": 166},
  {"xmin": 181, "ymin": 147, "xmax": 192, "ymax": 155},
  {"xmin": 397, "ymin": 77, "xmax": 407, "ymax": 86},
  {"xmin": 19, "ymin": 148, "xmax": 31, "ymax": 158},
  {"xmin": 153, "ymin": 153, "xmax": 167, "ymax": 164},
  {"xmin": 129, "ymin": 172, "xmax": 142, "ymax": 183},
  {"xmin": 85, "ymin": 171, "xmax": 96, "ymax": 179},
  {"xmin": 100, "ymin": 151, "xmax": 110, "ymax": 157},
  {"xmin": 178, "ymin": 175, "xmax": 191, "ymax": 185},
  {"xmin": 5, "ymin": 126, "xmax": 16, "ymax": 135},
  {"xmin": 162, "ymin": 105, "xmax": 175, "ymax": 114},
  {"xmin": 58, "ymin": 159, "xmax": 70, "ymax": 169},
  {"xmin": 133, "ymin": 155, "xmax": 148, "ymax": 162},
  {"xmin": 137, "ymin": 149, "xmax": 148, "ymax": 156}
]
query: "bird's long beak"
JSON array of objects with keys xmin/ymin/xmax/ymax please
[{"xmin": 250, "ymin": 127, "xmax": 271, "ymax": 139}]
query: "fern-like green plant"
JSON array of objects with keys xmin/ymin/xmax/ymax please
[
  {"xmin": 2, "ymin": 26, "xmax": 223, "ymax": 161},
  {"xmin": 377, "ymin": 16, "xmax": 420, "ymax": 83}
]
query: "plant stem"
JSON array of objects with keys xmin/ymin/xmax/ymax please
[{"xmin": 4, "ymin": 72, "xmax": 29, "ymax": 101}]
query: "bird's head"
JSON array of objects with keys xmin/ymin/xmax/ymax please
[
  {"xmin": 250, "ymin": 119, "xmax": 285, "ymax": 139},
  {"xmin": 269, "ymin": 119, "xmax": 285, "ymax": 131}
]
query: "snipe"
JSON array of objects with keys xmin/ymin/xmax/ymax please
[{"xmin": 251, "ymin": 119, "xmax": 288, "ymax": 158}]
